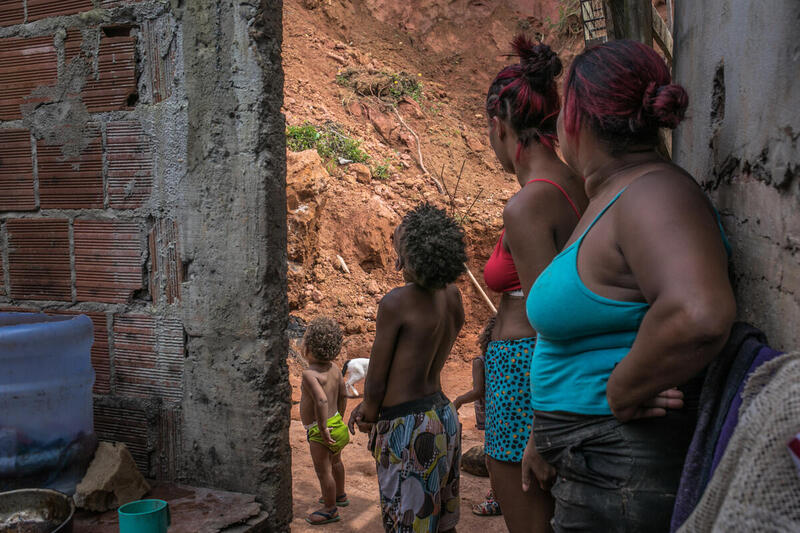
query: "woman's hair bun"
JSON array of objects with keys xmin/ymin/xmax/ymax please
[
  {"xmin": 511, "ymin": 35, "xmax": 562, "ymax": 89},
  {"xmin": 642, "ymin": 81, "xmax": 689, "ymax": 129}
]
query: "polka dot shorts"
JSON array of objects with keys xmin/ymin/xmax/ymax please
[{"xmin": 484, "ymin": 337, "xmax": 535, "ymax": 462}]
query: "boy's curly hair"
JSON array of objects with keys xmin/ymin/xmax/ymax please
[
  {"xmin": 398, "ymin": 203, "xmax": 468, "ymax": 289},
  {"xmin": 303, "ymin": 316, "xmax": 343, "ymax": 361}
]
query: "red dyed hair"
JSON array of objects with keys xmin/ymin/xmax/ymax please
[
  {"xmin": 563, "ymin": 39, "xmax": 688, "ymax": 151},
  {"xmin": 486, "ymin": 35, "xmax": 563, "ymax": 154}
]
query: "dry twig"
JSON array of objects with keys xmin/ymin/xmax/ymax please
[{"xmin": 391, "ymin": 106, "xmax": 444, "ymax": 193}]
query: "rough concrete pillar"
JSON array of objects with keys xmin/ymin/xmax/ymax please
[
  {"xmin": 181, "ymin": 0, "xmax": 290, "ymax": 529},
  {"xmin": 673, "ymin": 0, "xmax": 800, "ymax": 350},
  {"xmin": 607, "ymin": 0, "xmax": 653, "ymax": 42}
]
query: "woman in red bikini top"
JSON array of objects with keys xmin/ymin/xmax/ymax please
[{"xmin": 476, "ymin": 36, "xmax": 588, "ymax": 533}]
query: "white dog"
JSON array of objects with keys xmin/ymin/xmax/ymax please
[{"xmin": 342, "ymin": 358, "xmax": 369, "ymax": 397}]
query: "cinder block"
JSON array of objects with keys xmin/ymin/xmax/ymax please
[
  {"xmin": 6, "ymin": 219, "xmax": 71, "ymax": 301},
  {"xmin": 0, "ymin": 36, "xmax": 58, "ymax": 120},
  {"xmin": 0, "ymin": 129, "xmax": 36, "ymax": 211},
  {"xmin": 64, "ymin": 29, "xmax": 137, "ymax": 112},
  {"xmin": 0, "ymin": 2, "xmax": 24, "ymax": 27},
  {"xmin": 107, "ymin": 121, "xmax": 153, "ymax": 209},
  {"xmin": 139, "ymin": 19, "xmax": 176, "ymax": 103},
  {"xmin": 47, "ymin": 309, "xmax": 111, "ymax": 394},
  {"xmin": 38, "ymin": 124, "xmax": 103, "ymax": 209},
  {"xmin": 148, "ymin": 220, "xmax": 182, "ymax": 305},
  {"xmin": 93, "ymin": 403, "xmax": 150, "ymax": 474},
  {"xmin": 113, "ymin": 314, "xmax": 184, "ymax": 402},
  {"xmin": 74, "ymin": 220, "xmax": 143, "ymax": 303},
  {"xmin": 26, "ymin": 0, "xmax": 94, "ymax": 21}
]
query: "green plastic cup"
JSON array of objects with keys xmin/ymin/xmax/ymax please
[{"xmin": 118, "ymin": 499, "xmax": 171, "ymax": 533}]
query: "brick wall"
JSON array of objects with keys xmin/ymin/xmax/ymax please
[
  {"xmin": 0, "ymin": 1, "xmax": 182, "ymax": 478},
  {"xmin": 0, "ymin": 2, "xmax": 290, "ymax": 524}
]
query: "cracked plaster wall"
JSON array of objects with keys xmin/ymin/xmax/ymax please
[{"xmin": 674, "ymin": 0, "xmax": 800, "ymax": 350}]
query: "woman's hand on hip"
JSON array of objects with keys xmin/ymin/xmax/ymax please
[
  {"xmin": 610, "ymin": 387, "xmax": 684, "ymax": 423},
  {"xmin": 521, "ymin": 428, "xmax": 555, "ymax": 492}
]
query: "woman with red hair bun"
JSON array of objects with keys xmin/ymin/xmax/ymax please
[
  {"xmin": 475, "ymin": 35, "xmax": 587, "ymax": 532},
  {"xmin": 522, "ymin": 39, "xmax": 736, "ymax": 531}
]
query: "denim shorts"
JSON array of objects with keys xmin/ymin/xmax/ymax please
[{"xmin": 533, "ymin": 409, "xmax": 696, "ymax": 533}]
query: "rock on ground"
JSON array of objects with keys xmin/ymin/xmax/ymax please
[
  {"xmin": 73, "ymin": 441, "xmax": 150, "ymax": 512},
  {"xmin": 462, "ymin": 444, "xmax": 489, "ymax": 477}
]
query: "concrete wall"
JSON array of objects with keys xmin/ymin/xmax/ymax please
[
  {"xmin": 0, "ymin": 0, "xmax": 290, "ymax": 528},
  {"xmin": 673, "ymin": 0, "xmax": 800, "ymax": 351}
]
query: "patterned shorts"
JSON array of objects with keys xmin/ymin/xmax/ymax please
[
  {"xmin": 369, "ymin": 392, "xmax": 461, "ymax": 532},
  {"xmin": 484, "ymin": 337, "xmax": 535, "ymax": 462}
]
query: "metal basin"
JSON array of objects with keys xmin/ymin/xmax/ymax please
[{"xmin": 0, "ymin": 489, "xmax": 74, "ymax": 533}]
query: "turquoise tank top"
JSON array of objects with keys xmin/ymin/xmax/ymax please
[{"xmin": 526, "ymin": 187, "xmax": 729, "ymax": 414}]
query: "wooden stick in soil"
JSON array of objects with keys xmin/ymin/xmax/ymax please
[
  {"xmin": 391, "ymin": 107, "xmax": 496, "ymax": 314},
  {"xmin": 466, "ymin": 267, "xmax": 497, "ymax": 314}
]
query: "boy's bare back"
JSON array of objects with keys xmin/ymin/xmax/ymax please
[
  {"xmin": 300, "ymin": 363, "xmax": 345, "ymax": 426},
  {"xmin": 369, "ymin": 282, "xmax": 464, "ymax": 408}
]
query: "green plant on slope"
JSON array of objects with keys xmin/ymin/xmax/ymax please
[
  {"xmin": 286, "ymin": 122, "xmax": 370, "ymax": 164},
  {"xmin": 372, "ymin": 162, "xmax": 392, "ymax": 180}
]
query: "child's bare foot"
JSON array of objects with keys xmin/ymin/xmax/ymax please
[{"xmin": 305, "ymin": 507, "xmax": 340, "ymax": 525}]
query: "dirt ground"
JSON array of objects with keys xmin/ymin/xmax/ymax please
[{"xmin": 289, "ymin": 359, "xmax": 504, "ymax": 532}]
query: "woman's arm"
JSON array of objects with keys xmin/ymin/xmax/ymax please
[
  {"xmin": 607, "ymin": 174, "xmax": 736, "ymax": 421},
  {"xmin": 454, "ymin": 358, "xmax": 486, "ymax": 409}
]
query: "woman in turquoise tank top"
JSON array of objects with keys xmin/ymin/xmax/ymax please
[{"xmin": 520, "ymin": 40, "xmax": 736, "ymax": 532}]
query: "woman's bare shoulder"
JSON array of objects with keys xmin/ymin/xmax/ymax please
[{"xmin": 620, "ymin": 165, "xmax": 711, "ymax": 217}]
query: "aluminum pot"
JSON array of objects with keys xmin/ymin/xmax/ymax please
[{"xmin": 0, "ymin": 488, "xmax": 74, "ymax": 533}]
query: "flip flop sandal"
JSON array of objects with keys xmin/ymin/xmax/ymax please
[
  {"xmin": 305, "ymin": 509, "xmax": 341, "ymax": 525},
  {"xmin": 472, "ymin": 499, "xmax": 502, "ymax": 516},
  {"xmin": 318, "ymin": 494, "xmax": 350, "ymax": 507}
]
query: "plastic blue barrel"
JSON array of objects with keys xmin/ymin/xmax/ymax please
[{"xmin": 0, "ymin": 313, "xmax": 96, "ymax": 494}]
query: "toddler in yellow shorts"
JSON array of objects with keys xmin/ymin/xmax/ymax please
[
  {"xmin": 300, "ymin": 317, "xmax": 350, "ymax": 525},
  {"xmin": 306, "ymin": 412, "xmax": 349, "ymax": 454}
]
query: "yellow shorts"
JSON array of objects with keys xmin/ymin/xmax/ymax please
[{"xmin": 306, "ymin": 412, "xmax": 350, "ymax": 454}]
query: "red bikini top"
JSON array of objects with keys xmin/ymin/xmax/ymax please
[{"xmin": 483, "ymin": 179, "xmax": 581, "ymax": 294}]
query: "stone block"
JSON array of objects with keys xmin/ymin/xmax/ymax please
[
  {"xmin": 461, "ymin": 444, "xmax": 488, "ymax": 477},
  {"xmin": 0, "ymin": 129, "xmax": 35, "ymax": 211},
  {"xmin": 74, "ymin": 441, "xmax": 151, "ymax": 512},
  {"xmin": 74, "ymin": 220, "xmax": 143, "ymax": 303},
  {"xmin": 113, "ymin": 314, "xmax": 184, "ymax": 402},
  {"xmin": 7, "ymin": 218, "xmax": 71, "ymax": 301},
  {"xmin": 38, "ymin": 124, "xmax": 103, "ymax": 209},
  {"xmin": 0, "ymin": 35, "xmax": 58, "ymax": 120},
  {"xmin": 0, "ymin": 2, "xmax": 23, "ymax": 27},
  {"xmin": 63, "ymin": 29, "xmax": 137, "ymax": 112},
  {"xmin": 26, "ymin": 0, "xmax": 93, "ymax": 22},
  {"xmin": 107, "ymin": 121, "xmax": 154, "ymax": 209}
]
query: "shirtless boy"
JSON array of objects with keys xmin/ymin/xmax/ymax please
[
  {"xmin": 300, "ymin": 317, "xmax": 349, "ymax": 525},
  {"xmin": 348, "ymin": 203, "xmax": 468, "ymax": 533}
]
